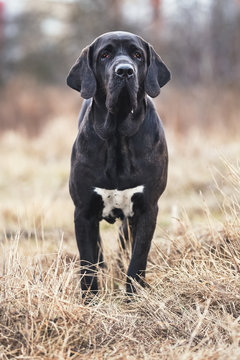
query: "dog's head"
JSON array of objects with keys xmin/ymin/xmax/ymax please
[{"xmin": 67, "ymin": 31, "xmax": 170, "ymax": 114}]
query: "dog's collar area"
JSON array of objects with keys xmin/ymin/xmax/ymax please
[{"xmin": 94, "ymin": 185, "xmax": 144, "ymax": 220}]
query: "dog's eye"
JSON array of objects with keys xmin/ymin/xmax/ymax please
[
  {"xmin": 101, "ymin": 51, "xmax": 110, "ymax": 60},
  {"xmin": 134, "ymin": 51, "xmax": 142, "ymax": 59}
]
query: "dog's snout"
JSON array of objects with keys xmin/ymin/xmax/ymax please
[{"xmin": 115, "ymin": 64, "xmax": 134, "ymax": 79}]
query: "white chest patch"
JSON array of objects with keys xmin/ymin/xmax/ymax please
[{"xmin": 94, "ymin": 185, "xmax": 144, "ymax": 218}]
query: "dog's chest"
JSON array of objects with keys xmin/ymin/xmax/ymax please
[{"xmin": 94, "ymin": 185, "xmax": 144, "ymax": 219}]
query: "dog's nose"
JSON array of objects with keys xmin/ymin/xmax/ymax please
[{"xmin": 115, "ymin": 64, "xmax": 134, "ymax": 79}]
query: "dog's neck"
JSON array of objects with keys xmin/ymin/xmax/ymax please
[{"xmin": 91, "ymin": 92, "xmax": 146, "ymax": 140}]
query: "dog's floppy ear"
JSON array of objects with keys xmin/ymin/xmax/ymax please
[
  {"xmin": 145, "ymin": 44, "xmax": 170, "ymax": 98},
  {"xmin": 66, "ymin": 46, "xmax": 96, "ymax": 99}
]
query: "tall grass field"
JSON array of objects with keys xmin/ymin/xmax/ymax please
[{"xmin": 0, "ymin": 85, "xmax": 239, "ymax": 359}]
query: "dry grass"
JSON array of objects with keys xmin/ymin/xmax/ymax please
[
  {"xmin": 1, "ymin": 227, "xmax": 240, "ymax": 359},
  {"xmin": 0, "ymin": 79, "xmax": 79, "ymax": 136},
  {"xmin": 0, "ymin": 87, "xmax": 240, "ymax": 359}
]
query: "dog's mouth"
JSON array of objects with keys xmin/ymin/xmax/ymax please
[
  {"xmin": 118, "ymin": 86, "xmax": 134, "ymax": 112},
  {"xmin": 106, "ymin": 77, "xmax": 138, "ymax": 115}
]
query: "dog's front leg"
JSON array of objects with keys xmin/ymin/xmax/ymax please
[
  {"xmin": 126, "ymin": 206, "xmax": 158, "ymax": 294},
  {"xmin": 74, "ymin": 207, "xmax": 100, "ymax": 295}
]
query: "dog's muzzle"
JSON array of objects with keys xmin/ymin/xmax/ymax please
[
  {"xmin": 115, "ymin": 63, "xmax": 134, "ymax": 79},
  {"xmin": 105, "ymin": 58, "xmax": 138, "ymax": 114}
]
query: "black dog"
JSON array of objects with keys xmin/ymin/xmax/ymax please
[{"xmin": 67, "ymin": 31, "xmax": 170, "ymax": 296}]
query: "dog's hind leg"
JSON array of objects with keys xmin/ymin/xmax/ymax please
[
  {"xmin": 118, "ymin": 218, "xmax": 136, "ymax": 273},
  {"xmin": 96, "ymin": 234, "xmax": 105, "ymax": 268},
  {"xmin": 118, "ymin": 218, "xmax": 131, "ymax": 250}
]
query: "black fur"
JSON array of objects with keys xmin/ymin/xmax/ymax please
[{"xmin": 67, "ymin": 31, "xmax": 170, "ymax": 296}]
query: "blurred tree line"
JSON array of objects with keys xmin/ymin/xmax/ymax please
[{"xmin": 1, "ymin": 0, "xmax": 240, "ymax": 88}]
